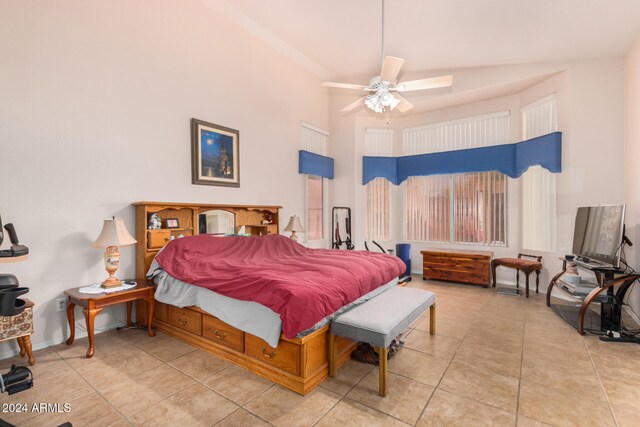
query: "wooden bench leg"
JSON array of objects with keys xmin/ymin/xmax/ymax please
[
  {"xmin": 377, "ymin": 346, "xmax": 388, "ymax": 397},
  {"xmin": 536, "ymin": 270, "xmax": 540, "ymax": 294},
  {"xmin": 525, "ymin": 273, "xmax": 530, "ymax": 298},
  {"xmin": 429, "ymin": 304, "xmax": 436, "ymax": 335},
  {"xmin": 516, "ymin": 269, "xmax": 520, "ymax": 289},
  {"xmin": 328, "ymin": 332, "xmax": 337, "ymax": 377}
]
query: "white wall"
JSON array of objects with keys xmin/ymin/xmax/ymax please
[
  {"xmin": 0, "ymin": 0, "xmax": 328, "ymax": 356},
  {"xmin": 333, "ymin": 58, "xmax": 626, "ymax": 290},
  {"xmin": 624, "ymin": 37, "xmax": 640, "ymax": 317}
]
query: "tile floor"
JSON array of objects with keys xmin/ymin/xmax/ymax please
[{"xmin": 2, "ymin": 278, "xmax": 640, "ymax": 426}]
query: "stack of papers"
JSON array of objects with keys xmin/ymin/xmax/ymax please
[{"xmin": 79, "ymin": 282, "xmax": 136, "ymax": 294}]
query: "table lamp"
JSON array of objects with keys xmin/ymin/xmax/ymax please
[
  {"xmin": 92, "ymin": 218, "xmax": 137, "ymax": 288},
  {"xmin": 284, "ymin": 215, "xmax": 304, "ymax": 242}
]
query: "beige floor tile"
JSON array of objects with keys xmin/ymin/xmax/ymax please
[
  {"xmin": 21, "ymin": 392, "xmax": 123, "ymax": 427},
  {"xmin": 169, "ymin": 349, "xmax": 231, "ymax": 381},
  {"xmin": 54, "ymin": 330, "xmax": 132, "ymax": 361},
  {"xmin": 520, "ymin": 354, "xmax": 605, "ymax": 401},
  {"xmin": 130, "ymin": 383, "xmax": 237, "ymax": 426},
  {"xmin": 388, "ymin": 347, "xmax": 450, "ymax": 386},
  {"xmin": 70, "ymin": 346, "xmax": 163, "ymax": 391},
  {"xmin": 517, "ymin": 415, "xmax": 554, "ymax": 426},
  {"xmin": 518, "ymin": 380, "xmax": 615, "ymax": 427},
  {"xmin": 610, "ymin": 403, "xmax": 640, "ymax": 427},
  {"xmin": 129, "ymin": 332, "xmax": 197, "ymax": 362},
  {"xmin": 453, "ymin": 341, "xmax": 521, "ymax": 378},
  {"xmin": 245, "ymin": 385, "xmax": 340, "ymax": 427},
  {"xmin": 415, "ymin": 317, "xmax": 469, "ymax": 339},
  {"xmin": 346, "ymin": 370, "xmax": 434, "ymax": 425},
  {"xmin": 203, "ymin": 365, "xmax": 273, "ymax": 405},
  {"xmin": 593, "ymin": 363, "xmax": 640, "ymax": 408},
  {"xmin": 522, "ymin": 336, "xmax": 592, "ymax": 368},
  {"xmin": 0, "ymin": 347, "xmax": 66, "ymax": 377},
  {"xmin": 101, "ymin": 364, "xmax": 195, "ymax": 417},
  {"xmin": 416, "ymin": 389, "xmax": 515, "ymax": 427},
  {"xmin": 471, "ymin": 316, "xmax": 525, "ymax": 336},
  {"xmin": 320, "ymin": 359, "xmax": 373, "ymax": 395},
  {"xmin": 463, "ymin": 327, "xmax": 523, "ymax": 355},
  {"xmin": 215, "ymin": 408, "xmax": 270, "ymax": 426},
  {"xmin": 0, "ymin": 365, "xmax": 94, "ymax": 425},
  {"xmin": 403, "ymin": 329, "xmax": 461, "ymax": 359},
  {"xmin": 316, "ymin": 398, "xmax": 409, "ymax": 427},
  {"xmin": 439, "ymin": 361, "xmax": 519, "ymax": 412}
]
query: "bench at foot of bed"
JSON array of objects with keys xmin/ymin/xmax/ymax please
[{"xmin": 329, "ymin": 287, "xmax": 436, "ymax": 397}]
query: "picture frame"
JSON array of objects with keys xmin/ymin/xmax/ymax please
[
  {"xmin": 165, "ymin": 218, "xmax": 180, "ymax": 229},
  {"xmin": 191, "ymin": 118, "xmax": 240, "ymax": 187}
]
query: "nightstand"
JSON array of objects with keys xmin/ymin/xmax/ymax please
[{"xmin": 64, "ymin": 280, "xmax": 155, "ymax": 358}]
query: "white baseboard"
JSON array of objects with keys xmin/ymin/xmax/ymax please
[{"xmin": 0, "ymin": 321, "xmax": 126, "ymax": 361}]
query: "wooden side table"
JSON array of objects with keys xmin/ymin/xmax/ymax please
[{"xmin": 64, "ymin": 280, "xmax": 155, "ymax": 358}]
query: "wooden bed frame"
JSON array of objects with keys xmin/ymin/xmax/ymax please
[{"xmin": 132, "ymin": 201, "xmax": 355, "ymax": 395}]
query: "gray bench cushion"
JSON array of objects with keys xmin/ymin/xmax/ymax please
[{"xmin": 331, "ymin": 287, "xmax": 435, "ymax": 348}]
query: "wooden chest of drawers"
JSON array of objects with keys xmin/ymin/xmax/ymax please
[{"xmin": 421, "ymin": 249, "xmax": 492, "ymax": 287}]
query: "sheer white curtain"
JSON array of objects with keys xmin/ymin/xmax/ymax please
[
  {"xmin": 301, "ymin": 122, "xmax": 328, "ymax": 243},
  {"xmin": 521, "ymin": 95, "xmax": 558, "ymax": 252},
  {"xmin": 403, "ymin": 112, "xmax": 510, "ymax": 245},
  {"xmin": 365, "ymin": 129, "xmax": 393, "ymax": 241}
]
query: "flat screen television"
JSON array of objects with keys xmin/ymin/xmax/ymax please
[{"xmin": 572, "ymin": 204, "xmax": 626, "ymax": 268}]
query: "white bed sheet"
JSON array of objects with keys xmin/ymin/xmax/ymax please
[{"xmin": 148, "ymin": 259, "xmax": 398, "ymax": 348}]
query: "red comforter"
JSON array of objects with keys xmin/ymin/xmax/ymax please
[{"xmin": 155, "ymin": 234, "xmax": 405, "ymax": 338}]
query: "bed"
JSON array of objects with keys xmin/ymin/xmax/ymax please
[{"xmin": 133, "ymin": 201, "xmax": 405, "ymax": 395}]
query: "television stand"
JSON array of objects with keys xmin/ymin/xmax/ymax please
[{"xmin": 546, "ymin": 257, "xmax": 640, "ymax": 335}]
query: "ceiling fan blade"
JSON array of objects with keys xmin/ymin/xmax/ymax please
[
  {"xmin": 340, "ymin": 97, "xmax": 366, "ymax": 113},
  {"xmin": 380, "ymin": 56, "xmax": 405, "ymax": 83},
  {"xmin": 322, "ymin": 82, "xmax": 368, "ymax": 91},
  {"xmin": 396, "ymin": 75, "xmax": 453, "ymax": 92},
  {"xmin": 395, "ymin": 95, "xmax": 414, "ymax": 113}
]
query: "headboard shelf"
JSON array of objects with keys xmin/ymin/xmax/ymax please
[{"xmin": 133, "ymin": 201, "xmax": 281, "ymax": 276}]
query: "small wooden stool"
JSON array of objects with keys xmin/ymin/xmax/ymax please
[
  {"xmin": 0, "ymin": 298, "xmax": 35, "ymax": 365},
  {"xmin": 492, "ymin": 253, "xmax": 543, "ymax": 298}
]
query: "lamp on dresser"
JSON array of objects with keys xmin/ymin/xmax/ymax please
[
  {"xmin": 92, "ymin": 217, "xmax": 136, "ymax": 288},
  {"xmin": 284, "ymin": 215, "xmax": 304, "ymax": 242}
]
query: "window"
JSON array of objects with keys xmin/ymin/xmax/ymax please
[
  {"xmin": 301, "ymin": 122, "xmax": 328, "ymax": 243},
  {"xmin": 521, "ymin": 95, "xmax": 558, "ymax": 252},
  {"xmin": 306, "ymin": 175, "xmax": 323, "ymax": 241},
  {"xmin": 406, "ymin": 172, "xmax": 507, "ymax": 245},
  {"xmin": 365, "ymin": 129, "xmax": 393, "ymax": 241},
  {"xmin": 403, "ymin": 112, "xmax": 510, "ymax": 245}
]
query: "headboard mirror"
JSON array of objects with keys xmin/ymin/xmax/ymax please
[{"xmin": 199, "ymin": 209, "xmax": 236, "ymax": 235}]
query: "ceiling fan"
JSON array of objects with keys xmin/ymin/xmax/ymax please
[{"xmin": 322, "ymin": 0, "xmax": 453, "ymax": 114}]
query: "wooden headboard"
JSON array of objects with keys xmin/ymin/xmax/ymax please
[{"xmin": 132, "ymin": 201, "xmax": 281, "ymax": 277}]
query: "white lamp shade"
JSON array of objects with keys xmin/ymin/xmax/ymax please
[
  {"xmin": 284, "ymin": 215, "xmax": 305, "ymax": 232},
  {"xmin": 91, "ymin": 218, "xmax": 137, "ymax": 248}
]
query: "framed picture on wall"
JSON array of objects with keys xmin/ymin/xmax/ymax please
[
  {"xmin": 191, "ymin": 118, "xmax": 240, "ymax": 187},
  {"xmin": 165, "ymin": 218, "xmax": 180, "ymax": 229}
]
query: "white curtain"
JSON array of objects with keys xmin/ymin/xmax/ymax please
[
  {"xmin": 403, "ymin": 112, "xmax": 510, "ymax": 245},
  {"xmin": 521, "ymin": 95, "xmax": 558, "ymax": 252},
  {"xmin": 365, "ymin": 129, "xmax": 393, "ymax": 241}
]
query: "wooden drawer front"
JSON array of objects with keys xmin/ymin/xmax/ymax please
[
  {"xmin": 147, "ymin": 230, "xmax": 171, "ymax": 249},
  {"xmin": 423, "ymin": 266, "xmax": 489, "ymax": 285},
  {"xmin": 154, "ymin": 301, "xmax": 169, "ymax": 323},
  {"xmin": 202, "ymin": 315, "xmax": 244, "ymax": 352},
  {"xmin": 168, "ymin": 306, "xmax": 202, "ymax": 336},
  {"xmin": 245, "ymin": 335, "xmax": 300, "ymax": 375},
  {"xmin": 424, "ymin": 260, "xmax": 488, "ymax": 275}
]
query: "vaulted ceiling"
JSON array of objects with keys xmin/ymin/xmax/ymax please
[{"xmin": 206, "ymin": 0, "xmax": 640, "ymax": 81}]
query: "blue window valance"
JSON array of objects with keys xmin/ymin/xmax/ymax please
[
  {"xmin": 363, "ymin": 131, "xmax": 562, "ymax": 185},
  {"xmin": 299, "ymin": 150, "xmax": 334, "ymax": 179}
]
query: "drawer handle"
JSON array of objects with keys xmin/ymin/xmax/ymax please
[
  {"xmin": 176, "ymin": 315, "xmax": 188, "ymax": 325},
  {"xmin": 212, "ymin": 329, "xmax": 227, "ymax": 340},
  {"xmin": 260, "ymin": 346, "xmax": 277, "ymax": 359}
]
